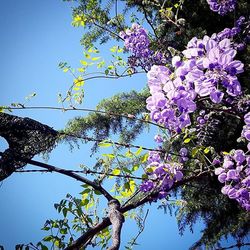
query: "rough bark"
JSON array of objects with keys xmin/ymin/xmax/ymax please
[
  {"xmin": 108, "ymin": 199, "xmax": 124, "ymax": 250},
  {"xmin": 0, "ymin": 112, "xmax": 58, "ymax": 181}
]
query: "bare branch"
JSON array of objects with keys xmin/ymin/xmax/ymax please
[
  {"xmin": 0, "ymin": 152, "xmax": 114, "ymax": 201},
  {"xmin": 15, "ymin": 168, "xmax": 145, "ymax": 180},
  {"xmin": 3, "ymin": 105, "xmax": 165, "ymax": 129}
]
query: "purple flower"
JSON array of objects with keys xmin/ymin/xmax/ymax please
[
  {"xmin": 212, "ymin": 158, "xmax": 221, "ymax": 165},
  {"xmin": 228, "ymin": 187, "xmax": 238, "ymax": 199},
  {"xmin": 140, "ymin": 180, "xmax": 154, "ymax": 192},
  {"xmin": 244, "ymin": 112, "xmax": 250, "ymax": 125},
  {"xmin": 223, "ymin": 159, "xmax": 234, "ymax": 169},
  {"xmin": 233, "ymin": 150, "xmax": 246, "ymax": 164},
  {"xmin": 120, "ymin": 24, "xmax": 167, "ymax": 70},
  {"xmin": 158, "ymin": 191, "xmax": 168, "ymax": 199},
  {"xmin": 218, "ymin": 173, "xmax": 227, "ymax": 183},
  {"xmin": 226, "ymin": 169, "xmax": 239, "ymax": 181},
  {"xmin": 215, "ymin": 167, "xmax": 225, "ymax": 175},
  {"xmin": 154, "ymin": 134, "xmax": 164, "ymax": 143},
  {"xmin": 237, "ymin": 188, "xmax": 249, "ymax": 200},
  {"xmin": 221, "ymin": 185, "xmax": 231, "ymax": 195},
  {"xmin": 180, "ymin": 148, "xmax": 188, "ymax": 157},
  {"xmin": 206, "ymin": 0, "xmax": 237, "ymax": 15},
  {"xmin": 210, "ymin": 90, "xmax": 224, "ymax": 103},
  {"xmin": 175, "ymin": 171, "xmax": 183, "ymax": 181}
]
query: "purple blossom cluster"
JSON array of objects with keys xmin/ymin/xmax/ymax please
[
  {"xmin": 146, "ymin": 33, "xmax": 244, "ymax": 133},
  {"xmin": 215, "ymin": 16, "xmax": 249, "ymax": 51},
  {"xmin": 206, "ymin": 0, "xmax": 237, "ymax": 15},
  {"xmin": 140, "ymin": 151, "xmax": 183, "ymax": 199},
  {"xmin": 214, "ymin": 150, "xmax": 250, "ymax": 211},
  {"xmin": 120, "ymin": 23, "xmax": 150, "ymax": 58},
  {"xmin": 214, "ymin": 113, "xmax": 250, "ymax": 211},
  {"xmin": 242, "ymin": 112, "xmax": 250, "ymax": 149},
  {"xmin": 119, "ymin": 23, "xmax": 167, "ymax": 71}
]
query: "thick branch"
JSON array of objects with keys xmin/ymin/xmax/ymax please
[
  {"xmin": 0, "ymin": 112, "xmax": 57, "ymax": 181},
  {"xmin": 64, "ymin": 171, "xmax": 209, "ymax": 250},
  {"xmin": 108, "ymin": 199, "xmax": 124, "ymax": 250}
]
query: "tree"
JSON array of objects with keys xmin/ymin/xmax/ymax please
[{"xmin": 0, "ymin": 0, "xmax": 250, "ymax": 249}]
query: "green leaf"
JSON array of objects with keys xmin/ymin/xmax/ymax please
[
  {"xmin": 43, "ymin": 236, "xmax": 53, "ymax": 242},
  {"xmin": 80, "ymin": 60, "xmax": 88, "ymax": 66},
  {"xmin": 60, "ymin": 228, "xmax": 67, "ymax": 234},
  {"xmin": 204, "ymin": 147, "xmax": 210, "ymax": 154},
  {"xmin": 84, "ymin": 53, "xmax": 91, "ymax": 59},
  {"xmin": 112, "ymin": 168, "xmax": 121, "ymax": 175},
  {"xmin": 184, "ymin": 138, "xmax": 191, "ymax": 143},
  {"xmin": 191, "ymin": 147, "xmax": 200, "ymax": 157},
  {"xmin": 98, "ymin": 140, "xmax": 112, "ymax": 147},
  {"xmin": 125, "ymin": 150, "xmax": 133, "ymax": 158},
  {"xmin": 102, "ymin": 153, "xmax": 115, "ymax": 159},
  {"xmin": 62, "ymin": 207, "xmax": 68, "ymax": 217},
  {"xmin": 132, "ymin": 164, "xmax": 139, "ymax": 171},
  {"xmin": 81, "ymin": 188, "xmax": 91, "ymax": 194},
  {"xmin": 107, "ymin": 65, "xmax": 115, "ymax": 70},
  {"xmin": 94, "ymin": 190, "xmax": 102, "ymax": 195},
  {"xmin": 91, "ymin": 57, "xmax": 101, "ymax": 61},
  {"xmin": 82, "ymin": 199, "xmax": 89, "ymax": 206},
  {"xmin": 134, "ymin": 146, "xmax": 143, "ymax": 156},
  {"xmin": 141, "ymin": 153, "xmax": 149, "ymax": 163},
  {"xmin": 97, "ymin": 60, "xmax": 105, "ymax": 68}
]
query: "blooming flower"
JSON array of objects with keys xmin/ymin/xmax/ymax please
[{"xmin": 206, "ymin": 0, "xmax": 237, "ymax": 15}]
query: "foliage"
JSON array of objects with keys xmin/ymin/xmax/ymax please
[{"xmin": 1, "ymin": 0, "xmax": 250, "ymax": 250}]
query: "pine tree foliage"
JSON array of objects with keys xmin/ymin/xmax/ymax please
[{"xmin": 62, "ymin": 89, "xmax": 150, "ymax": 152}]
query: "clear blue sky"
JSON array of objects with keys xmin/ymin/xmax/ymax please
[{"xmin": 0, "ymin": 1, "xmax": 237, "ymax": 249}]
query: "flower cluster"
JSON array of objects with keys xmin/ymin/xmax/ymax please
[
  {"xmin": 215, "ymin": 16, "xmax": 250, "ymax": 51},
  {"xmin": 242, "ymin": 112, "xmax": 250, "ymax": 149},
  {"xmin": 146, "ymin": 33, "xmax": 244, "ymax": 133},
  {"xmin": 214, "ymin": 150, "xmax": 250, "ymax": 211},
  {"xmin": 140, "ymin": 151, "xmax": 183, "ymax": 199},
  {"xmin": 206, "ymin": 0, "xmax": 237, "ymax": 15},
  {"xmin": 119, "ymin": 23, "xmax": 167, "ymax": 71},
  {"xmin": 214, "ymin": 113, "xmax": 250, "ymax": 211},
  {"xmin": 120, "ymin": 23, "xmax": 150, "ymax": 57}
]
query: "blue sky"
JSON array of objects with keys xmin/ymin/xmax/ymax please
[{"xmin": 0, "ymin": 1, "xmax": 237, "ymax": 249}]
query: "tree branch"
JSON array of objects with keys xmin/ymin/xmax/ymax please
[
  {"xmin": 0, "ymin": 152, "xmax": 114, "ymax": 201},
  {"xmin": 3, "ymin": 105, "xmax": 165, "ymax": 129},
  {"xmin": 15, "ymin": 168, "xmax": 145, "ymax": 180},
  {"xmin": 64, "ymin": 170, "xmax": 209, "ymax": 250},
  {"xmin": 107, "ymin": 199, "xmax": 124, "ymax": 250}
]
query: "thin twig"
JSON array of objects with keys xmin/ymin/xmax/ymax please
[
  {"xmin": 4, "ymin": 105, "xmax": 165, "ymax": 129},
  {"xmin": 15, "ymin": 169, "xmax": 145, "ymax": 180},
  {"xmin": 129, "ymin": 209, "xmax": 149, "ymax": 247},
  {"xmin": 141, "ymin": 4, "xmax": 159, "ymax": 39}
]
